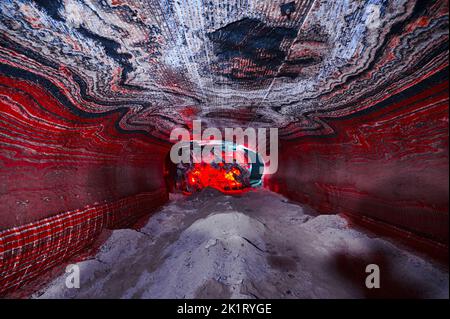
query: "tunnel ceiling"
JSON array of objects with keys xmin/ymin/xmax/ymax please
[{"xmin": 0, "ymin": 0, "xmax": 448, "ymax": 141}]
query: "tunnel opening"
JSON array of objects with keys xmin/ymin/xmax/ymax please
[{"xmin": 164, "ymin": 140, "xmax": 264, "ymax": 195}]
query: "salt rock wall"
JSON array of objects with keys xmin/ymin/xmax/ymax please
[
  {"xmin": 267, "ymin": 68, "xmax": 449, "ymax": 245},
  {"xmin": 0, "ymin": 71, "xmax": 170, "ymax": 230}
]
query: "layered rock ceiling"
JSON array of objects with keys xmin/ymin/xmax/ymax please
[{"xmin": 1, "ymin": 0, "xmax": 448, "ymax": 141}]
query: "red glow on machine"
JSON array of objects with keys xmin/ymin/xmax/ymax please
[{"xmin": 184, "ymin": 163, "xmax": 247, "ymax": 194}]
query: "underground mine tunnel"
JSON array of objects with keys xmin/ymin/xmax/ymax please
[{"xmin": 0, "ymin": 0, "xmax": 448, "ymax": 299}]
